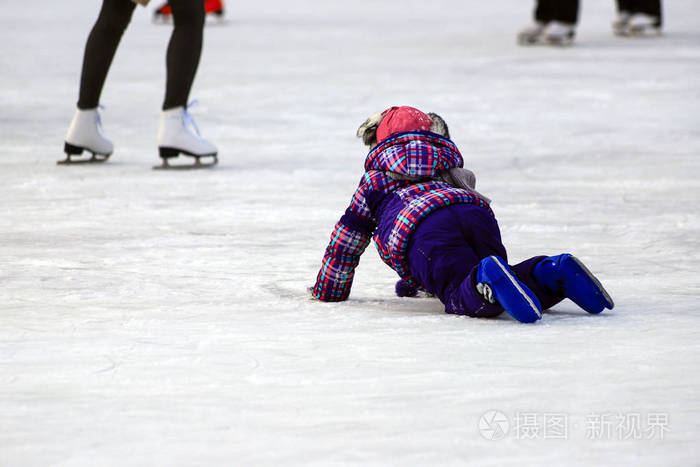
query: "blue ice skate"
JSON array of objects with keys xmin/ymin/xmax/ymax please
[
  {"xmin": 476, "ymin": 256, "xmax": 543, "ymax": 323},
  {"xmin": 533, "ymin": 254, "xmax": 614, "ymax": 314}
]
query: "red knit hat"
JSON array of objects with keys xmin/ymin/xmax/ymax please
[{"xmin": 375, "ymin": 106, "xmax": 432, "ymax": 143}]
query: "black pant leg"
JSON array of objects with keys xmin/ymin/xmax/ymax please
[
  {"xmin": 535, "ymin": 0, "xmax": 555, "ymax": 23},
  {"xmin": 162, "ymin": 0, "xmax": 205, "ymax": 110},
  {"xmin": 635, "ymin": 0, "xmax": 663, "ymax": 23},
  {"xmin": 555, "ymin": 0, "xmax": 580, "ymax": 24},
  {"xmin": 535, "ymin": 0, "xmax": 579, "ymax": 24},
  {"xmin": 77, "ymin": 0, "xmax": 136, "ymax": 109},
  {"xmin": 617, "ymin": 0, "xmax": 634, "ymax": 12}
]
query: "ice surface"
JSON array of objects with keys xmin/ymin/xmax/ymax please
[{"xmin": 1, "ymin": 0, "xmax": 699, "ymax": 465}]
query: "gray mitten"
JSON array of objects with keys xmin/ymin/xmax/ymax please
[{"xmin": 438, "ymin": 168, "xmax": 491, "ymax": 203}]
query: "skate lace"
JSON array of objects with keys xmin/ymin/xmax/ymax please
[{"xmin": 183, "ymin": 100, "xmax": 202, "ymax": 138}]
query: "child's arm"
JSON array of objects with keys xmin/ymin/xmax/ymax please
[{"xmin": 311, "ymin": 174, "xmax": 377, "ymax": 302}]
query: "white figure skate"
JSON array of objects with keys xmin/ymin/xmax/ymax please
[
  {"xmin": 542, "ymin": 21, "xmax": 576, "ymax": 45},
  {"xmin": 517, "ymin": 22, "xmax": 547, "ymax": 45},
  {"xmin": 612, "ymin": 11, "xmax": 632, "ymax": 36},
  {"xmin": 155, "ymin": 104, "xmax": 218, "ymax": 170},
  {"xmin": 60, "ymin": 107, "xmax": 113, "ymax": 164},
  {"xmin": 625, "ymin": 13, "xmax": 662, "ymax": 36}
]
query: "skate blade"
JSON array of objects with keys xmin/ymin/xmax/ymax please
[
  {"xmin": 57, "ymin": 154, "xmax": 111, "ymax": 165},
  {"xmin": 543, "ymin": 37, "xmax": 574, "ymax": 46},
  {"xmin": 152, "ymin": 155, "xmax": 218, "ymax": 170},
  {"xmin": 615, "ymin": 25, "xmax": 662, "ymax": 37},
  {"xmin": 569, "ymin": 256, "xmax": 615, "ymax": 311},
  {"xmin": 517, "ymin": 37, "xmax": 540, "ymax": 46},
  {"xmin": 518, "ymin": 36, "xmax": 573, "ymax": 46},
  {"xmin": 628, "ymin": 28, "xmax": 662, "ymax": 37}
]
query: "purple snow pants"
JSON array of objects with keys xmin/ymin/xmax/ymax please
[{"xmin": 406, "ymin": 204, "xmax": 563, "ymax": 317}]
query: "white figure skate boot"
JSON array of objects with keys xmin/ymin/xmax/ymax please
[
  {"xmin": 542, "ymin": 21, "xmax": 576, "ymax": 45},
  {"xmin": 517, "ymin": 22, "xmax": 547, "ymax": 45},
  {"xmin": 61, "ymin": 107, "xmax": 113, "ymax": 164},
  {"xmin": 612, "ymin": 11, "xmax": 632, "ymax": 36},
  {"xmin": 626, "ymin": 13, "xmax": 661, "ymax": 36},
  {"xmin": 156, "ymin": 105, "xmax": 218, "ymax": 169}
]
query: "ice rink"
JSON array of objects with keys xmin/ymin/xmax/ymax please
[{"xmin": 1, "ymin": 0, "xmax": 699, "ymax": 465}]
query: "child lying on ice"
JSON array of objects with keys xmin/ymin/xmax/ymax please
[{"xmin": 310, "ymin": 106, "xmax": 614, "ymax": 322}]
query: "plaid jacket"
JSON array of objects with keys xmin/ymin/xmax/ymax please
[{"xmin": 312, "ymin": 131, "xmax": 492, "ymax": 302}]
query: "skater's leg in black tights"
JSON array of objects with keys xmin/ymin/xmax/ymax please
[
  {"xmin": 77, "ymin": 0, "xmax": 136, "ymax": 110},
  {"xmin": 618, "ymin": 0, "xmax": 662, "ymax": 17},
  {"xmin": 635, "ymin": 0, "xmax": 663, "ymax": 24},
  {"xmin": 554, "ymin": 0, "xmax": 579, "ymax": 24},
  {"xmin": 535, "ymin": 0, "xmax": 579, "ymax": 24},
  {"xmin": 162, "ymin": 0, "xmax": 205, "ymax": 110},
  {"xmin": 617, "ymin": 0, "xmax": 635, "ymax": 12},
  {"xmin": 534, "ymin": 0, "xmax": 555, "ymax": 23},
  {"xmin": 618, "ymin": 0, "xmax": 662, "ymax": 25}
]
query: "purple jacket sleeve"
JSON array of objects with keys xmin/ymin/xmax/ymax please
[{"xmin": 311, "ymin": 174, "xmax": 378, "ymax": 302}]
